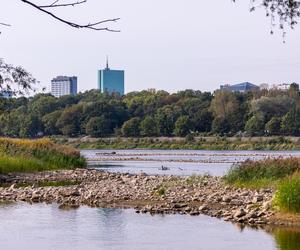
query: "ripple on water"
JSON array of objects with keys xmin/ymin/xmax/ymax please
[{"xmin": 0, "ymin": 202, "xmax": 281, "ymax": 250}]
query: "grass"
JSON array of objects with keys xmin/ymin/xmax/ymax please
[
  {"xmin": 223, "ymin": 158, "xmax": 300, "ymax": 189},
  {"xmin": 0, "ymin": 138, "xmax": 86, "ymax": 174},
  {"xmin": 55, "ymin": 136, "xmax": 300, "ymax": 151},
  {"xmin": 223, "ymin": 157, "xmax": 300, "ymax": 214},
  {"xmin": 274, "ymin": 174, "xmax": 300, "ymax": 213}
]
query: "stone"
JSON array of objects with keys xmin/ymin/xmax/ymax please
[
  {"xmin": 252, "ymin": 195, "xmax": 263, "ymax": 203},
  {"xmin": 234, "ymin": 208, "xmax": 246, "ymax": 218},
  {"xmin": 199, "ymin": 205, "xmax": 208, "ymax": 212},
  {"xmin": 222, "ymin": 196, "xmax": 231, "ymax": 202}
]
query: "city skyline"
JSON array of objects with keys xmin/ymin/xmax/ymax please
[{"xmin": 2, "ymin": 1, "xmax": 300, "ymax": 94}]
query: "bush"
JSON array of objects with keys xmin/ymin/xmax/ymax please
[
  {"xmin": 224, "ymin": 158, "xmax": 300, "ymax": 186},
  {"xmin": 274, "ymin": 176, "xmax": 300, "ymax": 213}
]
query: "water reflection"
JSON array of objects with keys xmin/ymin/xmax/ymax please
[
  {"xmin": 0, "ymin": 202, "xmax": 281, "ymax": 250},
  {"xmin": 272, "ymin": 228, "xmax": 300, "ymax": 250}
]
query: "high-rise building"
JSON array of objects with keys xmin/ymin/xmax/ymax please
[
  {"xmin": 51, "ymin": 76, "xmax": 77, "ymax": 97},
  {"xmin": 97, "ymin": 59, "xmax": 125, "ymax": 95}
]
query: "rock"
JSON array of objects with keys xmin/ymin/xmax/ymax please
[
  {"xmin": 262, "ymin": 200, "xmax": 272, "ymax": 210},
  {"xmin": 252, "ymin": 195, "xmax": 263, "ymax": 203},
  {"xmin": 234, "ymin": 208, "xmax": 246, "ymax": 218},
  {"xmin": 222, "ymin": 196, "xmax": 231, "ymax": 203},
  {"xmin": 199, "ymin": 205, "xmax": 208, "ymax": 212}
]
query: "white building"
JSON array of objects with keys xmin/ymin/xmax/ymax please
[{"xmin": 51, "ymin": 76, "xmax": 77, "ymax": 97}]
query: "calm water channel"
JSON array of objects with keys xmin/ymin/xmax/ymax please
[
  {"xmin": 1, "ymin": 202, "xmax": 296, "ymax": 250},
  {"xmin": 82, "ymin": 149, "xmax": 300, "ymax": 176},
  {"xmin": 1, "ymin": 150, "xmax": 300, "ymax": 249}
]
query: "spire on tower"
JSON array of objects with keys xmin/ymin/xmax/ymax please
[{"xmin": 106, "ymin": 55, "xmax": 110, "ymax": 70}]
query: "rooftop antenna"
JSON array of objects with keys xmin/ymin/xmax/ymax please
[{"xmin": 106, "ymin": 55, "xmax": 110, "ymax": 70}]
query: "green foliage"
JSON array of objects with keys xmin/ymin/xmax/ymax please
[
  {"xmin": 0, "ymin": 138, "xmax": 85, "ymax": 174},
  {"xmin": 139, "ymin": 116, "xmax": 158, "ymax": 136},
  {"xmin": 265, "ymin": 117, "xmax": 281, "ymax": 135},
  {"xmin": 274, "ymin": 175, "xmax": 300, "ymax": 213},
  {"xmin": 245, "ymin": 115, "xmax": 264, "ymax": 135},
  {"xmin": 174, "ymin": 115, "xmax": 193, "ymax": 136},
  {"xmin": 85, "ymin": 116, "xmax": 111, "ymax": 137},
  {"xmin": 1, "ymin": 87, "xmax": 300, "ymax": 138},
  {"xmin": 281, "ymin": 107, "xmax": 300, "ymax": 135},
  {"xmin": 121, "ymin": 117, "xmax": 141, "ymax": 137},
  {"xmin": 224, "ymin": 158, "xmax": 300, "ymax": 187}
]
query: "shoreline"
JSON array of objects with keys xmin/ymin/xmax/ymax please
[{"xmin": 0, "ymin": 168, "xmax": 291, "ymax": 227}]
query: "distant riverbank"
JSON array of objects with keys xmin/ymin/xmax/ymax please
[{"xmin": 54, "ymin": 136, "xmax": 300, "ymax": 151}]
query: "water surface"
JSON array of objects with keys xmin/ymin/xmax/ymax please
[
  {"xmin": 82, "ymin": 149, "xmax": 300, "ymax": 176},
  {"xmin": 0, "ymin": 202, "xmax": 282, "ymax": 250}
]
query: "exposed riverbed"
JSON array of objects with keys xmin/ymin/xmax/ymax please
[{"xmin": 1, "ymin": 149, "xmax": 300, "ymax": 249}]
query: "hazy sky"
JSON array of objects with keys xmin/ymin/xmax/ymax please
[{"xmin": 1, "ymin": 0, "xmax": 300, "ymax": 93}]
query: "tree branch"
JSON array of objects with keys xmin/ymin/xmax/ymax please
[
  {"xmin": 39, "ymin": 0, "xmax": 87, "ymax": 8},
  {"xmin": 20, "ymin": 0, "xmax": 120, "ymax": 32},
  {"xmin": 0, "ymin": 22, "xmax": 11, "ymax": 27}
]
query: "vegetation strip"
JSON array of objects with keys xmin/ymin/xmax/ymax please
[{"xmin": 0, "ymin": 138, "xmax": 86, "ymax": 174}]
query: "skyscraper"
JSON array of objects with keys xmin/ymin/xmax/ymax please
[
  {"xmin": 97, "ymin": 59, "xmax": 125, "ymax": 95},
  {"xmin": 51, "ymin": 76, "xmax": 77, "ymax": 97}
]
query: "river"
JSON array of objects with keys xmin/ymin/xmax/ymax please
[{"xmin": 2, "ymin": 149, "xmax": 300, "ymax": 249}]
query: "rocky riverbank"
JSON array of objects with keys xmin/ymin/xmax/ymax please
[{"xmin": 0, "ymin": 169, "xmax": 280, "ymax": 226}]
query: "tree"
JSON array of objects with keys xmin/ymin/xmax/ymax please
[
  {"xmin": 42, "ymin": 110, "xmax": 62, "ymax": 135},
  {"xmin": 121, "ymin": 118, "xmax": 141, "ymax": 137},
  {"xmin": 212, "ymin": 116, "xmax": 230, "ymax": 135},
  {"xmin": 140, "ymin": 116, "xmax": 158, "ymax": 136},
  {"xmin": 281, "ymin": 107, "xmax": 300, "ymax": 135},
  {"xmin": 174, "ymin": 116, "xmax": 193, "ymax": 137},
  {"xmin": 19, "ymin": 114, "xmax": 43, "ymax": 138},
  {"xmin": 1, "ymin": 0, "xmax": 120, "ymax": 34},
  {"xmin": 265, "ymin": 117, "xmax": 282, "ymax": 135},
  {"xmin": 245, "ymin": 115, "xmax": 265, "ymax": 135},
  {"xmin": 250, "ymin": 95, "xmax": 295, "ymax": 123},
  {"xmin": 86, "ymin": 116, "xmax": 111, "ymax": 137},
  {"xmin": 155, "ymin": 105, "xmax": 181, "ymax": 136},
  {"xmin": 56, "ymin": 104, "xmax": 83, "ymax": 136},
  {"xmin": 0, "ymin": 59, "xmax": 36, "ymax": 96},
  {"xmin": 233, "ymin": 0, "xmax": 300, "ymax": 33}
]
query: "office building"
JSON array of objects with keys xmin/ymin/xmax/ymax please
[
  {"xmin": 220, "ymin": 82, "xmax": 259, "ymax": 93},
  {"xmin": 97, "ymin": 60, "xmax": 125, "ymax": 95},
  {"xmin": 51, "ymin": 76, "xmax": 77, "ymax": 97}
]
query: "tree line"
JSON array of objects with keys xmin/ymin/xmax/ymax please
[{"xmin": 0, "ymin": 84, "xmax": 300, "ymax": 138}]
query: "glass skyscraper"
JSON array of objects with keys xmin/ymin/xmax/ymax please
[{"xmin": 98, "ymin": 60, "xmax": 124, "ymax": 95}]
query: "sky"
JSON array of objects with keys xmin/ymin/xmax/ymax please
[{"xmin": 1, "ymin": 0, "xmax": 300, "ymax": 94}]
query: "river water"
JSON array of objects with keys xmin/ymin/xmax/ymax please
[
  {"xmin": 2, "ymin": 150, "xmax": 300, "ymax": 249},
  {"xmin": 82, "ymin": 149, "xmax": 300, "ymax": 176}
]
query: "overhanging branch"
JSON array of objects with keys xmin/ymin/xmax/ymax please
[{"xmin": 21, "ymin": 0, "xmax": 120, "ymax": 32}]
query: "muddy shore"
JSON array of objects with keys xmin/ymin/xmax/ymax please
[{"xmin": 0, "ymin": 169, "xmax": 287, "ymax": 227}]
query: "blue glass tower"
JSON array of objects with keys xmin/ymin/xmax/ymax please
[{"xmin": 98, "ymin": 59, "xmax": 125, "ymax": 95}]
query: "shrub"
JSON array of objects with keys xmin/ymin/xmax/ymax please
[
  {"xmin": 274, "ymin": 176, "xmax": 300, "ymax": 213},
  {"xmin": 224, "ymin": 157, "xmax": 300, "ymax": 186}
]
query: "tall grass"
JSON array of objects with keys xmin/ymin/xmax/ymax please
[
  {"xmin": 274, "ymin": 174, "xmax": 300, "ymax": 213},
  {"xmin": 0, "ymin": 138, "xmax": 86, "ymax": 174},
  {"xmin": 223, "ymin": 158, "xmax": 300, "ymax": 188}
]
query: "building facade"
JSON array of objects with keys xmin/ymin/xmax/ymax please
[
  {"xmin": 98, "ymin": 61, "xmax": 124, "ymax": 95},
  {"xmin": 220, "ymin": 82, "xmax": 259, "ymax": 93},
  {"xmin": 51, "ymin": 76, "xmax": 77, "ymax": 97}
]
